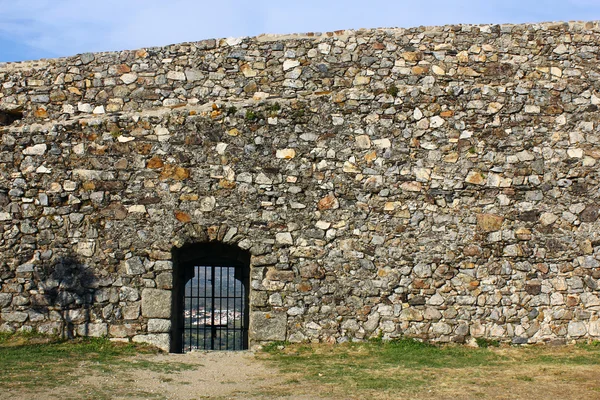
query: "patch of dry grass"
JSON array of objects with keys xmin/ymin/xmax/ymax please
[{"xmin": 258, "ymin": 340, "xmax": 600, "ymax": 399}]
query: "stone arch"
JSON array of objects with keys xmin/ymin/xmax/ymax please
[{"xmin": 170, "ymin": 241, "xmax": 251, "ymax": 352}]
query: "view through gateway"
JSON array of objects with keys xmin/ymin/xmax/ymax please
[{"xmin": 183, "ymin": 264, "xmax": 248, "ymax": 351}]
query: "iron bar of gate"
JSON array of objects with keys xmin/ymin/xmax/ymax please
[
  {"xmin": 183, "ymin": 263, "xmax": 246, "ymax": 352},
  {"xmin": 204, "ymin": 265, "xmax": 208, "ymax": 350},
  {"xmin": 233, "ymin": 276, "xmax": 237, "ymax": 349},
  {"xmin": 226, "ymin": 266, "xmax": 230, "ymax": 349}
]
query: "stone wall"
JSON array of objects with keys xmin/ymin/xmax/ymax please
[{"xmin": 1, "ymin": 21, "xmax": 600, "ymax": 350}]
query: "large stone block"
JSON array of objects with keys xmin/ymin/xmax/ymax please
[
  {"xmin": 148, "ymin": 318, "xmax": 171, "ymax": 333},
  {"xmin": 76, "ymin": 322, "xmax": 108, "ymax": 337},
  {"xmin": 141, "ymin": 289, "xmax": 171, "ymax": 318},
  {"xmin": 250, "ymin": 311, "xmax": 287, "ymax": 341},
  {"xmin": 133, "ymin": 333, "xmax": 170, "ymax": 351}
]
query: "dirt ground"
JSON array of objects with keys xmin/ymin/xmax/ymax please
[
  {"xmin": 2, "ymin": 350, "xmax": 321, "ymax": 400},
  {"xmin": 3, "ymin": 347, "xmax": 600, "ymax": 400}
]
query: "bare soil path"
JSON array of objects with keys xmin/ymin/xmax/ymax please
[{"xmin": 1, "ymin": 350, "xmax": 323, "ymax": 400}]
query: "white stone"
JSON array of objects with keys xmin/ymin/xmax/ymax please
[
  {"xmin": 567, "ymin": 148, "xmax": 583, "ymax": 158},
  {"xmin": 255, "ymin": 173, "xmax": 273, "ymax": 185},
  {"xmin": 253, "ymin": 92, "xmax": 270, "ymax": 100},
  {"xmin": 318, "ymin": 43, "xmax": 331, "ymax": 54},
  {"xmin": 316, "ymin": 221, "xmax": 331, "ymax": 230},
  {"xmin": 275, "ymin": 232, "xmax": 294, "ymax": 245},
  {"xmin": 73, "ymin": 143, "xmax": 85, "ymax": 155},
  {"xmin": 516, "ymin": 150, "xmax": 535, "ymax": 161},
  {"xmin": 155, "ymin": 126, "xmax": 169, "ymax": 137},
  {"xmin": 524, "ymin": 105, "xmax": 540, "ymax": 114},
  {"xmin": 200, "ymin": 196, "xmax": 216, "ymax": 212},
  {"xmin": 428, "ymin": 294, "xmax": 445, "ymax": 306},
  {"xmin": 73, "ymin": 169, "xmax": 102, "ymax": 180},
  {"xmin": 63, "ymin": 181, "xmax": 77, "ymax": 191},
  {"xmin": 430, "ymin": 116, "xmax": 445, "ymax": 128},
  {"xmin": 226, "ymin": 37, "xmax": 243, "ymax": 46},
  {"xmin": 432, "ymin": 65, "xmax": 445, "ymax": 75},
  {"xmin": 0, "ymin": 212, "xmax": 11, "ymax": 221},
  {"xmin": 166, "ymin": 71, "xmax": 186, "ymax": 81},
  {"xmin": 332, "ymin": 115, "xmax": 344, "ymax": 125},
  {"xmin": 283, "ymin": 60, "xmax": 300, "ymax": 71},
  {"xmin": 276, "ymin": 149, "xmax": 296, "ymax": 159},
  {"xmin": 92, "ymin": 105, "xmax": 105, "ymax": 114},
  {"xmin": 23, "ymin": 144, "xmax": 47, "ymax": 155},
  {"xmin": 77, "ymin": 241, "xmax": 96, "ymax": 257},
  {"xmin": 373, "ymin": 139, "xmax": 391, "ymax": 149},
  {"xmin": 554, "ymin": 44, "xmax": 569, "ymax": 54},
  {"xmin": 355, "ymin": 135, "xmax": 371, "ymax": 149},
  {"xmin": 414, "ymin": 167, "xmax": 431, "ymax": 182},
  {"xmin": 216, "ymin": 143, "xmax": 228, "ymax": 155},
  {"xmin": 413, "ymin": 107, "xmax": 423, "ymax": 120},
  {"xmin": 539, "ymin": 212, "xmax": 558, "ymax": 226},
  {"xmin": 77, "ymin": 103, "xmax": 93, "ymax": 113},
  {"xmin": 128, "ymin": 205, "xmax": 146, "ymax": 213},
  {"xmin": 568, "ymin": 321, "xmax": 587, "ymax": 337},
  {"xmin": 120, "ymin": 73, "xmax": 137, "ymax": 84}
]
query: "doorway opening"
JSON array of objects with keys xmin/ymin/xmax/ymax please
[{"xmin": 171, "ymin": 242, "xmax": 250, "ymax": 352}]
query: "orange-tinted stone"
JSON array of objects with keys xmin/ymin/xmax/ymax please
[
  {"xmin": 317, "ymin": 194, "xmax": 339, "ymax": 210},
  {"xmin": 175, "ymin": 211, "xmax": 191, "ymax": 223},
  {"xmin": 477, "ymin": 214, "xmax": 504, "ymax": 232},
  {"xmin": 33, "ymin": 108, "xmax": 48, "ymax": 118},
  {"xmin": 116, "ymin": 64, "xmax": 131, "ymax": 74},
  {"xmin": 147, "ymin": 156, "xmax": 164, "ymax": 169}
]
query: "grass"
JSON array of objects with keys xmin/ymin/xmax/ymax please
[
  {"xmin": 3, "ymin": 333, "xmax": 600, "ymax": 399},
  {"xmin": 0, "ymin": 332, "xmax": 194, "ymax": 397},
  {"xmin": 259, "ymin": 338, "xmax": 600, "ymax": 399}
]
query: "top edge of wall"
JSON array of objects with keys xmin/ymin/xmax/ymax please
[{"xmin": 0, "ymin": 20, "xmax": 598, "ymax": 72}]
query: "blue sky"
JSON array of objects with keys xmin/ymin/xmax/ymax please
[{"xmin": 1, "ymin": 0, "xmax": 599, "ymax": 62}]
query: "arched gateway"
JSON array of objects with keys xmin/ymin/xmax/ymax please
[{"xmin": 171, "ymin": 243, "xmax": 250, "ymax": 352}]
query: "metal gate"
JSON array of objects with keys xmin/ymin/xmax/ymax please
[{"xmin": 182, "ymin": 264, "xmax": 248, "ymax": 351}]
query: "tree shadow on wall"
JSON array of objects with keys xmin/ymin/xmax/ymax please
[{"xmin": 33, "ymin": 254, "xmax": 99, "ymax": 339}]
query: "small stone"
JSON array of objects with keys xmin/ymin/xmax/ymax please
[
  {"xmin": 175, "ymin": 211, "xmax": 191, "ymax": 223},
  {"xmin": 283, "ymin": 60, "xmax": 300, "ymax": 71},
  {"xmin": 275, "ymin": 232, "xmax": 294, "ymax": 245},
  {"xmin": 318, "ymin": 194, "xmax": 339, "ymax": 210},
  {"xmin": 80, "ymin": 53, "xmax": 95, "ymax": 64},
  {"xmin": 128, "ymin": 205, "xmax": 146, "ymax": 213},
  {"xmin": 120, "ymin": 73, "xmax": 138, "ymax": 84},
  {"xmin": 554, "ymin": 44, "xmax": 569, "ymax": 54},
  {"xmin": 77, "ymin": 241, "xmax": 96, "ymax": 257},
  {"xmin": 355, "ymin": 135, "xmax": 371, "ymax": 149},
  {"xmin": 488, "ymin": 102, "xmax": 503, "ymax": 113},
  {"xmin": 432, "ymin": 65, "xmax": 445, "ymax": 75},
  {"xmin": 276, "ymin": 149, "xmax": 296, "ymax": 159},
  {"xmin": 166, "ymin": 71, "xmax": 186, "ymax": 81},
  {"xmin": 539, "ymin": 212, "xmax": 558, "ymax": 226},
  {"xmin": 147, "ymin": 156, "xmax": 164, "ymax": 169},
  {"xmin": 401, "ymin": 182, "xmax": 422, "ymax": 192},
  {"xmin": 568, "ymin": 321, "xmax": 587, "ymax": 337},
  {"xmin": 316, "ymin": 221, "xmax": 331, "ymax": 230},
  {"xmin": 477, "ymin": 214, "xmax": 504, "ymax": 232},
  {"xmin": 123, "ymin": 257, "xmax": 145, "ymax": 275},
  {"xmin": 23, "ymin": 144, "xmax": 47, "ymax": 155},
  {"xmin": 465, "ymin": 170, "xmax": 485, "ymax": 185}
]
